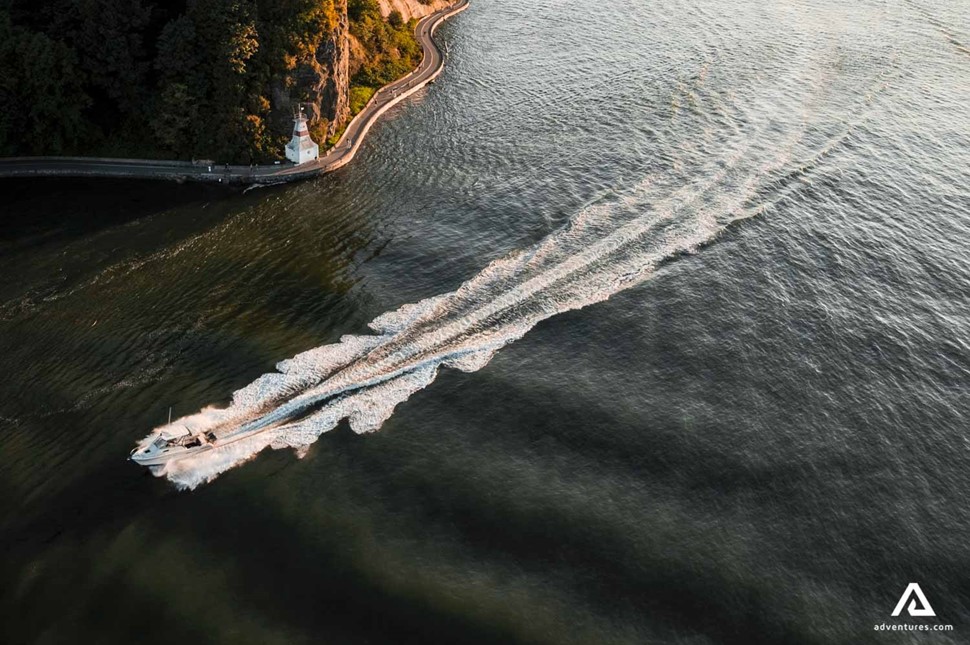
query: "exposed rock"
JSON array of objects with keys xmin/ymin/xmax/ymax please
[
  {"xmin": 347, "ymin": 32, "xmax": 368, "ymax": 79},
  {"xmin": 377, "ymin": 0, "xmax": 451, "ymax": 21},
  {"xmin": 271, "ymin": 0, "xmax": 351, "ymax": 140},
  {"xmin": 270, "ymin": 0, "xmax": 453, "ymax": 145}
]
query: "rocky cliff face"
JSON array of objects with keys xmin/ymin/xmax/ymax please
[
  {"xmin": 377, "ymin": 0, "xmax": 451, "ymax": 21},
  {"xmin": 313, "ymin": 1, "xmax": 352, "ymax": 137},
  {"xmin": 270, "ymin": 0, "xmax": 452, "ymax": 146},
  {"xmin": 271, "ymin": 0, "xmax": 351, "ymax": 141}
]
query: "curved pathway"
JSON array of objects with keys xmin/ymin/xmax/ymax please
[{"xmin": 0, "ymin": 0, "xmax": 469, "ymax": 186}]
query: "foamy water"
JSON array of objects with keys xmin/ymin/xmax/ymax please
[
  {"xmin": 148, "ymin": 40, "xmax": 889, "ymax": 488},
  {"xmin": 5, "ymin": 0, "xmax": 970, "ymax": 641}
]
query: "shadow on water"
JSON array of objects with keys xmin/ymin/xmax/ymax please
[
  {"xmin": 0, "ymin": 178, "xmax": 246, "ymax": 255},
  {"xmin": 166, "ymin": 448, "xmax": 524, "ymax": 645},
  {"xmin": 3, "ymin": 320, "xmax": 967, "ymax": 645},
  {"xmin": 326, "ymin": 369, "xmax": 814, "ymax": 644},
  {"xmin": 0, "ymin": 435, "xmax": 521, "ymax": 645}
]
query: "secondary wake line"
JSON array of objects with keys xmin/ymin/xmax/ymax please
[{"xmin": 138, "ymin": 44, "xmax": 888, "ymax": 489}]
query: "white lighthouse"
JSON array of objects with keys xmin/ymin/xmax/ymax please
[{"xmin": 285, "ymin": 105, "xmax": 319, "ymax": 164}]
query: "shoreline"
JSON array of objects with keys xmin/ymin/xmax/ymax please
[{"xmin": 0, "ymin": 0, "xmax": 469, "ymax": 186}]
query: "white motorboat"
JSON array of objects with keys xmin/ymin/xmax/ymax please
[
  {"xmin": 129, "ymin": 424, "xmax": 217, "ymax": 466},
  {"xmin": 130, "ymin": 404, "xmax": 291, "ymax": 467},
  {"xmin": 129, "ymin": 407, "xmax": 218, "ymax": 466}
]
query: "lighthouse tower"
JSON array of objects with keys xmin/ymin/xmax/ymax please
[{"xmin": 284, "ymin": 104, "xmax": 319, "ymax": 164}]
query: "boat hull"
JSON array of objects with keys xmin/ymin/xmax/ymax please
[{"xmin": 129, "ymin": 444, "xmax": 213, "ymax": 466}]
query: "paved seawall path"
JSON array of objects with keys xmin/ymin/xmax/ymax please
[{"xmin": 0, "ymin": 0, "xmax": 469, "ymax": 186}]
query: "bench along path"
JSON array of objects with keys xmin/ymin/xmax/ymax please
[{"xmin": 0, "ymin": 0, "xmax": 469, "ymax": 186}]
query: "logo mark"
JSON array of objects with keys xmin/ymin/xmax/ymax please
[{"xmin": 892, "ymin": 583, "xmax": 936, "ymax": 617}]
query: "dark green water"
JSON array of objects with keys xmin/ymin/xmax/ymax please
[{"xmin": 2, "ymin": 0, "xmax": 970, "ymax": 642}]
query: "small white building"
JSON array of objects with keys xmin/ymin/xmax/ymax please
[{"xmin": 285, "ymin": 106, "xmax": 319, "ymax": 164}]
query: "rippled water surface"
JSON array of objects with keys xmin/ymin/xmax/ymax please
[{"xmin": 2, "ymin": 0, "xmax": 970, "ymax": 642}]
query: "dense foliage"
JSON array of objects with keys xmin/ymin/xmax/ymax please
[
  {"xmin": 349, "ymin": 1, "xmax": 421, "ymax": 91},
  {"xmin": 346, "ymin": 0, "xmax": 421, "ymax": 118},
  {"xmin": 0, "ymin": 0, "xmax": 423, "ymax": 162}
]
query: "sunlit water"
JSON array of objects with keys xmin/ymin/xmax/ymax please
[{"xmin": 2, "ymin": 0, "xmax": 969, "ymax": 642}]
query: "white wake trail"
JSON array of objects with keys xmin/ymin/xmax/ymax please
[
  {"xmin": 142, "ymin": 42, "xmax": 884, "ymax": 489},
  {"xmin": 158, "ymin": 143, "xmax": 800, "ymax": 488}
]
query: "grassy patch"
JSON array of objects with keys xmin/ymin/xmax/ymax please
[
  {"xmin": 349, "ymin": 86, "xmax": 376, "ymax": 115},
  {"xmin": 326, "ymin": 124, "xmax": 348, "ymax": 148}
]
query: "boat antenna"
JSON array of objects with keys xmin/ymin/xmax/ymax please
[{"xmin": 168, "ymin": 407, "xmax": 172, "ymax": 425}]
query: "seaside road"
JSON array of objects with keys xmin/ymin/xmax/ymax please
[{"xmin": 0, "ymin": 0, "xmax": 469, "ymax": 186}]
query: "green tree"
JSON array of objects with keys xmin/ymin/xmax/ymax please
[
  {"xmin": 71, "ymin": 0, "xmax": 153, "ymax": 114},
  {"xmin": 151, "ymin": 82, "xmax": 198, "ymax": 157},
  {"xmin": 348, "ymin": 0, "xmax": 380, "ymax": 22},
  {"xmin": 154, "ymin": 0, "xmax": 266, "ymax": 160},
  {"xmin": 1, "ymin": 0, "xmax": 426, "ymax": 161},
  {"xmin": 0, "ymin": 11, "xmax": 92, "ymax": 155}
]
